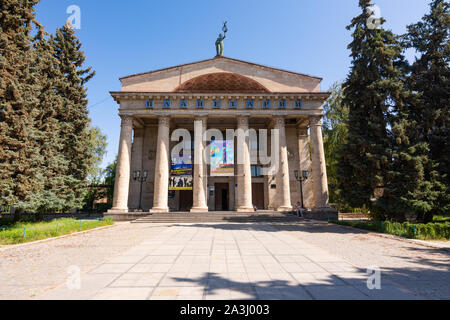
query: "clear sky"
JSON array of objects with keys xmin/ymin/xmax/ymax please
[{"xmin": 35, "ymin": 0, "xmax": 431, "ymax": 169}]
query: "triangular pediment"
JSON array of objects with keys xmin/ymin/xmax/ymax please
[{"xmin": 120, "ymin": 56, "xmax": 322, "ymax": 93}]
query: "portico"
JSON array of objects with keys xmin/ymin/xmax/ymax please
[{"xmin": 108, "ymin": 56, "xmax": 332, "ymax": 217}]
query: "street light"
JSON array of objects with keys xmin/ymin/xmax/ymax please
[
  {"xmin": 294, "ymin": 170, "xmax": 309, "ymax": 209},
  {"xmin": 133, "ymin": 170, "xmax": 148, "ymax": 211}
]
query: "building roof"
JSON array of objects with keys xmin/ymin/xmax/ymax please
[{"xmin": 119, "ymin": 56, "xmax": 323, "ymax": 81}]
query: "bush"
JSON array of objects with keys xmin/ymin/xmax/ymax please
[{"xmin": 332, "ymin": 220, "xmax": 450, "ymax": 240}]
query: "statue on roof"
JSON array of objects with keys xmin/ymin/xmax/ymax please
[{"xmin": 215, "ymin": 21, "xmax": 228, "ymax": 57}]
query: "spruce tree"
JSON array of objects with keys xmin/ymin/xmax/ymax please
[
  {"xmin": 404, "ymin": 0, "xmax": 449, "ymax": 218},
  {"xmin": 337, "ymin": 0, "xmax": 409, "ymax": 219},
  {"xmin": 50, "ymin": 23, "xmax": 95, "ymax": 210},
  {"xmin": 0, "ymin": 0, "xmax": 43, "ymax": 218},
  {"xmin": 31, "ymin": 30, "xmax": 75, "ymax": 214}
]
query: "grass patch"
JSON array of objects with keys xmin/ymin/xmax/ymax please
[
  {"xmin": 0, "ymin": 218, "xmax": 114, "ymax": 245},
  {"xmin": 332, "ymin": 220, "xmax": 450, "ymax": 241}
]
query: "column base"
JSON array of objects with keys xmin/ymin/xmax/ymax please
[
  {"xmin": 236, "ymin": 207, "xmax": 255, "ymax": 213},
  {"xmin": 150, "ymin": 207, "xmax": 170, "ymax": 213},
  {"xmin": 190, "ymin": 207, "xmax": 209, "ymax": 213},
  {"xmin": 277, "ymin": 206, "xmax": 293, "ymax": 212}
]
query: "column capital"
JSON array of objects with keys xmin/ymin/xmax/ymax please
[
  {"xmin": 273, "ymin": 116, "xmax": 286, "ymax": 128},
  {"xmin": 158, "ymin": 116, "xmax": 170, "ymax": 128},
  {"xmin": 310, "ymin": 116, "xmax": 323, "ymax": 127},
  {"xmin": 120, "ymin": 115, "xmax": 133, "ymax": 127},
  {"xmin": 194, "ymin": 116, "xmax": 208, "ymax": 126},
  {"xmin": 237, "ymin": 116, "xmax": 249, "ymax": 127}
]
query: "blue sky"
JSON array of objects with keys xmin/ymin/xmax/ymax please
[{"xmin": 35, "ymin": 0, "xmax": 431, "ymax": 169}]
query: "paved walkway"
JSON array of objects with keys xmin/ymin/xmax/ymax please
[{"xmin": 27, "ymin": 222, "xmax": 448, "ymax": 300}]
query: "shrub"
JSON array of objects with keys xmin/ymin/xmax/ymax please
[{"xmin": 333, "ymin": 220, "xmax": 450, "ymax": 240}]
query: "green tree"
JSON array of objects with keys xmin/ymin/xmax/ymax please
[
  {"xmin": 81, "ymin": 127, "xmax": 107, "ymax": 212},
  {"xmin": 86, "ymin": 127, "xmax": 108, "ymax": 182},
  {"xmin": 337, "ymin": 0, "xmax": 411, "ymax": 221},
  {"xmin": 104, "ymin": 160, "xmax": 117, "ymax": 207},
  {"xmin": 322, "ymin": 82, "xmax": 349, "ymax": 208},
  {"xmin": 0, "ymin": 0, "xmax": 43, "ymax": 220},
  {"xmin": 50, "ymin": 23, "xmax": 96, "ymax": 210},
  {"xmin": 30, "ymin": 30, "xmax": 78, "ymax": 216},
  {"xmin": 403, "ymin": 0, "xmax": 449, "ymax": 219}
]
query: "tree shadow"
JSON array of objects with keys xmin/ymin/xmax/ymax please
[
  {"xmin": 169, "ymin": 269, "xmax": 435, "ymax": 300},
  {"xmin": 164, "ymin": 222, "xmax": 450, "ymax": 299}
]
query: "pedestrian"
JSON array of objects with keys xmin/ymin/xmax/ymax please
[{"xmin": 296, "ymin": 202, "xmax": 303, "ymax": 218}]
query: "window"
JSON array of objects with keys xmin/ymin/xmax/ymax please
[
  {"xmin": 295, "ymin": 100, "xmax": 303, "ymax": 109},
  {"xmin": 180, "ymin": 100, "xmax": 188, "ymax": 108},
  {"xmin": 163, "ymin": 100, "xmax": 171, "ymax": 108},
  {"xmin": 197, "ymin": 100, "xmax": 204, "ymax": 108},
  {"xmin": 251, "ymin": 166, "xmax": 262, "ymax": 177},
  {"xmin": 213, "ymin": 100, "xmax": 221, "ymax": 108},
  {"xmin": 262, "ymin": 100, "xmax": 271, "ymax": 109},
  {"xmin": 229, "ymin": 100, "xmax": 237, "ymax": 109},
  {"xmin": 246, "ymin": 100, "xmax": 254, "ymax": 108},
  {"xmin": 146, "ymin": 100, "xmax": 154, "ymax": 108},
  {"xmin": 279, "ymin": 100, "xmax": 287, "ymax": 109}
]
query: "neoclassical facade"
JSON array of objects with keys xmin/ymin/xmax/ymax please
[{"xmin": 108, "ymin": 56, "xmax": 331, "ymax": 215}]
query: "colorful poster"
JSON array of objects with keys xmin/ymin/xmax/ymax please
[
  {"xmin": 170, "ymin": 154, "xmax": 193, "ymax": 190},
  {"xmin": 210, "ymin": 140, "xmax": 234, "ymax": 177}
]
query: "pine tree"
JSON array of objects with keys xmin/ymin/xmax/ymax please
[
  {"xmin": 31, "ymin": 30, "xmax": 75, "ymax": 215},
  {"xmin": 337, "ymin": 0, "xmax": 410, "ymax": 219},
  {"xmin": 404, "ymin": 0, "xmax": 449, "ymax": 218},
  {"xmin": 50, "ymin": 23, "xmax": 96, "ymax": 210},
  {"xmin": 0, "ymin": 0, "xmax": 43, "ymax": 218}
]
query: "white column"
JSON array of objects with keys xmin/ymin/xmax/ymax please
[
  {"xmin": 275, "ymin": 117, "xmax": 292, "ymax": 211},
  {"xmin": 236, "ymin": 116, "xmax": 254, "ymax": 212},
  {"xmin": 150, "ymin": 116, "xmax": 170, "ymax": 213},
  {"xmin": 109, "ymin": 116, "xmax": 133, "ymax": 213},
  {"xmin": 191, "ymin": 117, "xmax": 208, "ymax": 212},
  {"xmin": 310, "ymin": 116, "xmax": 330, "ymax": 208}
]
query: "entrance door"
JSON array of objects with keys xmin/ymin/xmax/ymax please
[
  {"xmin": 252, "ymin": 183, "xmax": 265, "ymax": 210},
  {"xmin": 214, "ymin": 183, "xmax": 229, "ymax": 211},
  {"xmin": 179, "ymin": 190, "xmax": 193, "ymax": 212}
]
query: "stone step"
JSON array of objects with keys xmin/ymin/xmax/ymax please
[
  {"xmin": 132, "ymin": 215, "xmax": 300, "ymax": 223},
  {"xmin": 130, "ymin": 210, "xmax": 300, "ymax": 223}
]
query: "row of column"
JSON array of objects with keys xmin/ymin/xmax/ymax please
[{"xmin": 109, "ymin": 115, "xmax": 329, "ymax": 213}]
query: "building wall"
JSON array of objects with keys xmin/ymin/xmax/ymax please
[
  {"xmin": 118, "ymin": 97, "xmax": 323, "ymax": 112},
  {"xmin": 140, "ymin": 125, "xmax": 158, "ymax": 211}
]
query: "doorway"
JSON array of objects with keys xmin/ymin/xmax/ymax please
[
  {"xmin": 179, "ymin": 190, "xmax": 193, "ymax": 212},
  {"xmin": 215, "ymin": 183, "xmax": 229, "ymax": 211},
  {"xmin": 252, "ymin": 183, "xmax": 265, "ymax": 210}
]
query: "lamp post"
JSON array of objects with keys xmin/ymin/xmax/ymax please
[
  {"xmin": 294, "ymin": 170, "xmax": 309, "ymax": 209},
  {"xmin": 133, "ymin": 170, "xmax": 148, "ymax": 211}
]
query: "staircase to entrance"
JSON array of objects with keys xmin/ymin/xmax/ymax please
[{"xmin": 132, "ymin": 211, "xmax": 301, "ymax": 224}]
